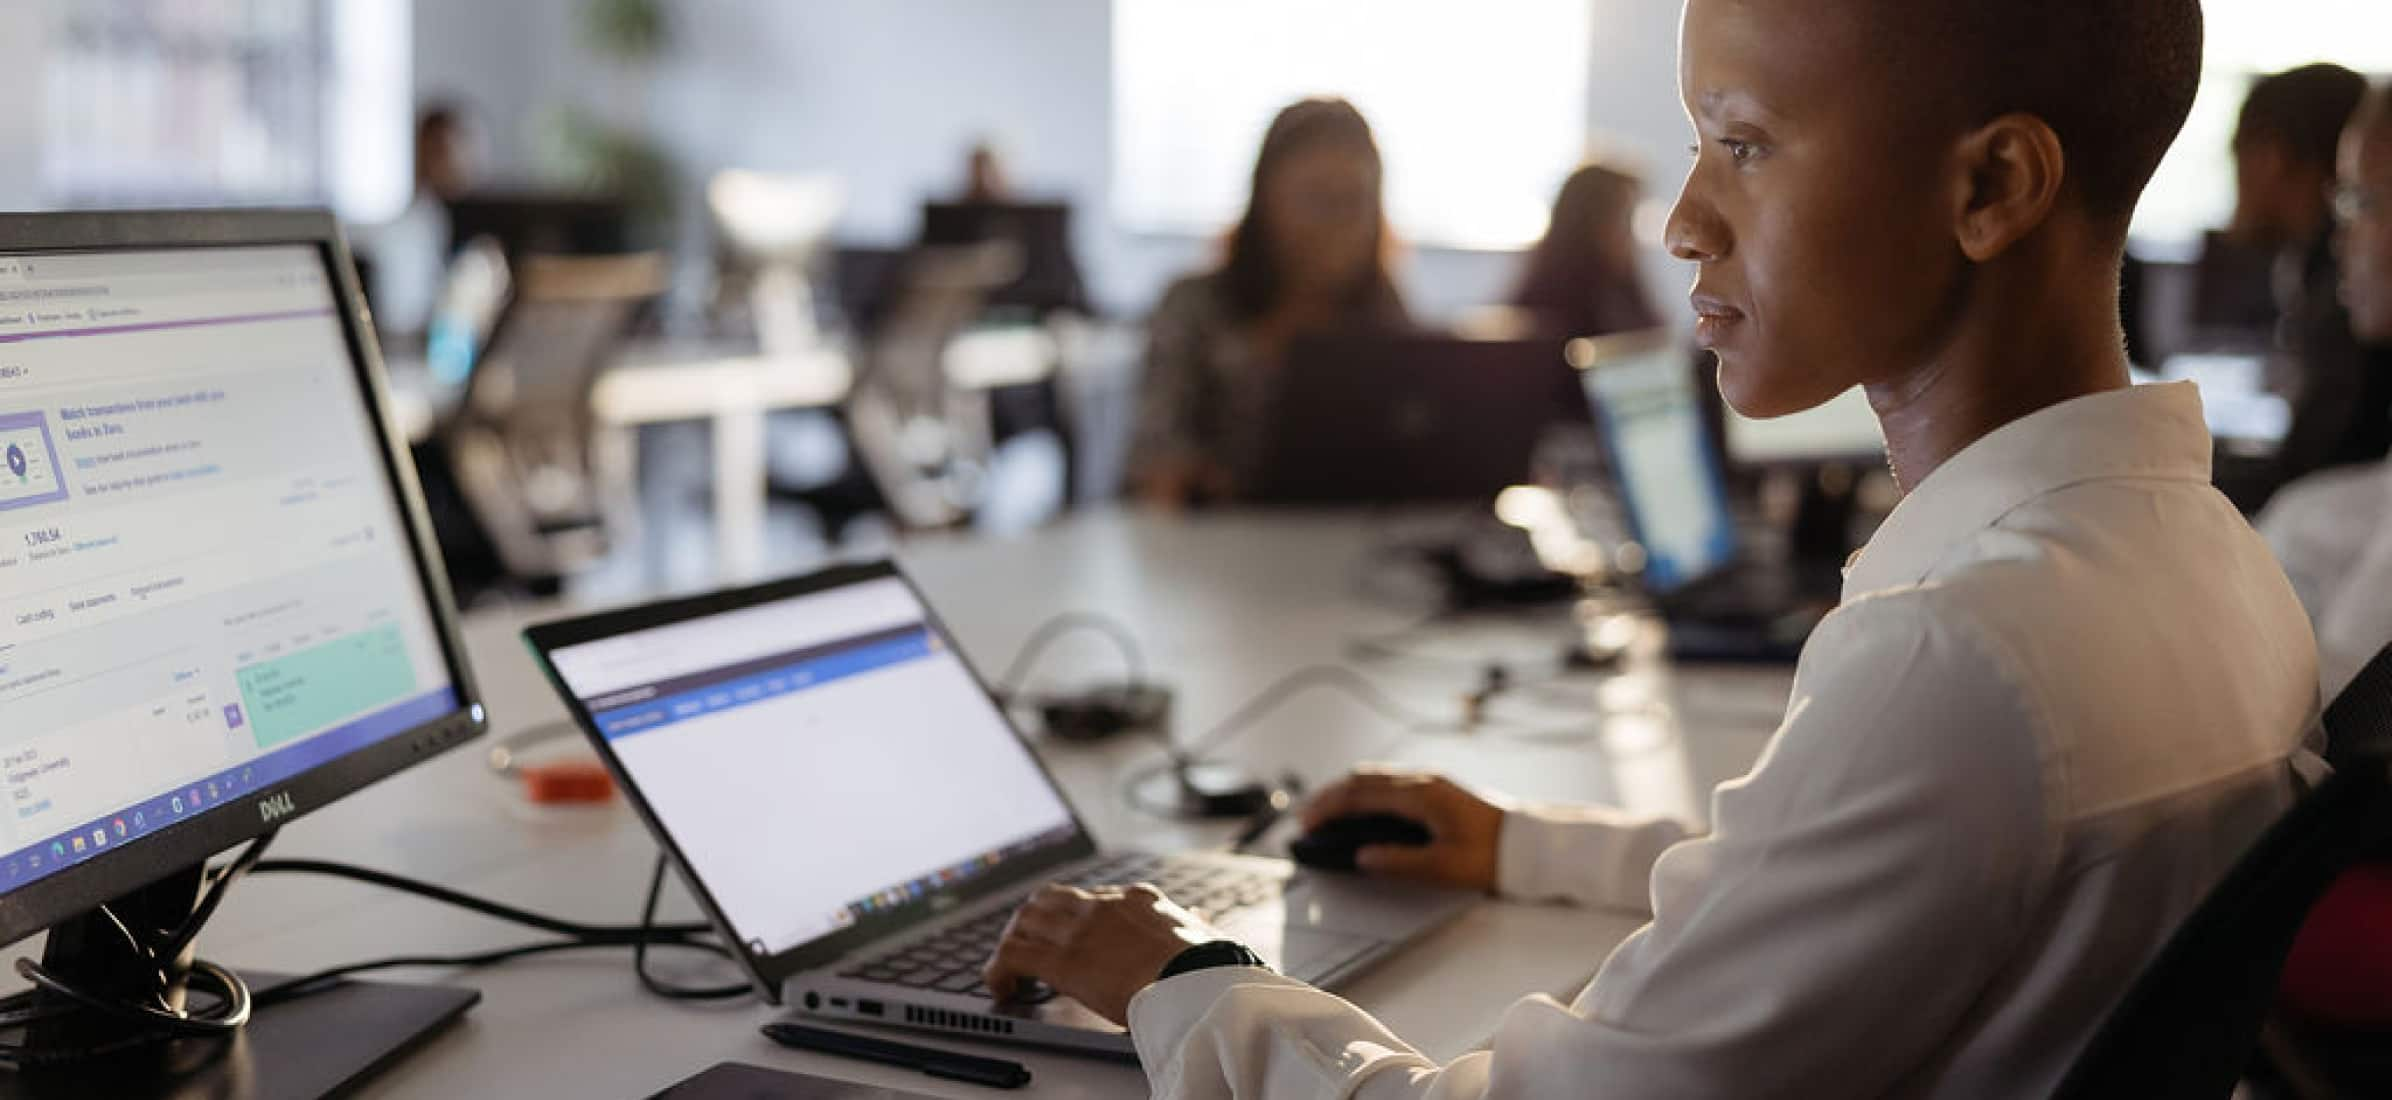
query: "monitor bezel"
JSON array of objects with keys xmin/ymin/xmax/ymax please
[
  {"xmin": 521, "ymin": 560, "xmax": 1103, "ymax": 1000},
  {"xmin": 0, "ymin": 209, "xmax": 487, "ymax": 946}
]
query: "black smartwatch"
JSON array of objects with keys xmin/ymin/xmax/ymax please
[{"xmin": 1155, "ymin": 940, "xmax": 1270, "ymax": 983}]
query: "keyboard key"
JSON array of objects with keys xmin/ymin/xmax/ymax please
[{"xmin": 934, "ymin": 971, "xmax": 982, "ymax": 993}]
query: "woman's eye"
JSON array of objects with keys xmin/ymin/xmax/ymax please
[{"xmin": 1720, "ymin": 139, "xmax": 1758, "ymax": 164}]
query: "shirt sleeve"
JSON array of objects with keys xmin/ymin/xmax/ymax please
[
  {"xmin": 1496, "ymin": 803, "xmax": 1690, "ymax": 912},
  {"xmin": 1126, "ymin": 594, "xmax": 2051, "ymax": 1100}
]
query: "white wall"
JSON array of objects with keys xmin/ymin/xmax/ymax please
[
  {"xmin": 0, "ymin": 8, "xmax": 48, "ymax": 210},
  {"xmin": 413, "ymin": 0, "xmax": 1697, "ymax": 324}
]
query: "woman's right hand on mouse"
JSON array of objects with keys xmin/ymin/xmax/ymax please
[{"xmin": 1301, "ymin": 766, "xmax": 1506, "ymax": 893}]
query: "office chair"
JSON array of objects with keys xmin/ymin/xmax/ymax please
[
  {"xmin": 2052, "ymin": 642, "xmax": 2392, "ymax": 1100},
  {"xmin": 444, "ymin": 251, "xmax": 667, "ymax": 596},
  {"xmin": 843, "ymin": 240, "xmax": 1023, "ymax": 529}
]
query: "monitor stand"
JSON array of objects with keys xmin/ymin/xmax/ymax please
[
  {"xmin": 0, "ymin": 975, "xmax": 479, "ymax": 1100},
  {"xmin": 0, "ymin": 861, "xmax": 479, "ymax": 1099}
]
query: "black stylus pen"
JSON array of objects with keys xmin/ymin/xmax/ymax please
[{"xmin": 760, "ymin": 1022, "xmax": 1033, "ymax": 1089}]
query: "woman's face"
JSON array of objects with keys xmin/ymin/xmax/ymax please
[{"xmin": 1260, "ymin": 143, "xmax": 1381, "ymax": 301}]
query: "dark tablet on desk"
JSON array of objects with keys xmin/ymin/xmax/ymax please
[{"xmin": 650, "ymin": 1062, "xmax": 944, "ymax": 1099}]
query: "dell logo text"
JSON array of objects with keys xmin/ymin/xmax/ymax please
[{"xmin": 258, "ymin": 792, "xmax": 297, "ymax": 824}]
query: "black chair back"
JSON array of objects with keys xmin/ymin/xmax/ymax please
[{"xmin": 2053, "ymin": 644, "xmax": 2392, "ymax": 1099}]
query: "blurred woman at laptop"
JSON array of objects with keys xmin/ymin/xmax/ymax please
[
  {"xmin": 1132, "ymin": 97, "xmax": 1411, "ymax": 508},
  {"xmin": 1507, "ymin": 160, "xmax": 1662, "ymax": 341}
]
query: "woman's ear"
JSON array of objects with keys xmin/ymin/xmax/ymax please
[{"xmin": 1951, "ymin": 113, "xmax": 2066, "ymax": 263}]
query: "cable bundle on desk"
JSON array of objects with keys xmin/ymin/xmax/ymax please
[
  {"xmin": 246, "ymin": 853, "xmax": 753, "ymax": 1006},
  {"xmin": 0, "ymin": 833, "xmax": 276, "ymax": 1069},
  {"xmin": 0, "ymin": 845, "xmax": 763, "ymax": 1072}
]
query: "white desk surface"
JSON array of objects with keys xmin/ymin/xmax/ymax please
[{"xmin": 178, "ymin": 510, "xmax": 1791, "ymax": 1098}]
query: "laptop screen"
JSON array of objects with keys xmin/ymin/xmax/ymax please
[
  {"xmin": 542, "ymin": 575, "xmax": 1078, "ymax": 959},
  {"xmin": 1584, "ymin": 344, "xmax": 1740, "ymax": 593}
]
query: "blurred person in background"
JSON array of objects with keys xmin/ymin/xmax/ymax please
[
  {"xmin": 962, "ymin": 139, "xmax": 1012, "ymax": 203},
  {"xmin": 2225, "ymin": 64, "xmax": 2391, "ymax": 509},
  {"xmin": 2264, "ymin": 80, "xmax": 2392, "ymax": 1044},
  {"xmin": 363, "ymin": 102, "xmax": 480, "ymax": 340},
  {"xmin": 2264, "ymin": 81, "xmax": 2392, "ymax": 698},
  {"xmin": 1131, "ymin": 97, "xmax": 1410, "ymax": 507},
  {"xmin": 1508, "ymin": 161, "xmax": 1661, "ymax": 339}
]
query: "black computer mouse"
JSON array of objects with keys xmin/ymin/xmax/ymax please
[{"xmin": 1288, "ymin": 813, "xmax": 1434, "ymax": 872}]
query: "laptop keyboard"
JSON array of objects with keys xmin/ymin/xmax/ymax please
[{"xmin": 836, "ymin": 853, "xmax": 1282, "ymax": 1001}]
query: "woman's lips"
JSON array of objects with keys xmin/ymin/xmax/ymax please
[{"xmin": 1691, "ymin": 294, "xmax": 1745, "ymax": 347}]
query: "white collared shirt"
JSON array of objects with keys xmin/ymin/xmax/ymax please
[
  {"xmin": 2260, "ymin": 460, "xmax": 2392, "ymax": 696},
  {"xmin": 1128, "ymin": 382, "xmax": 2322, "ymax": 1099}
]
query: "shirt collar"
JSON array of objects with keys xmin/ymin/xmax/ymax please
[{"xmin": 1841, "ymin": 382, "xmax": 2214, "ymax": 601}]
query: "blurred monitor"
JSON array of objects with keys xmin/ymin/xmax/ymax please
[
  {"xmin": 919, "ymin": 201, "xmax": 1089, "ymax": 316},
  {"xmin": 1249, "ymin": 334, "xmax": 1587, "ymax": 505},
  {"xmin": 446, "ymin": 190, "xmax": 631, "ymax": 260},
  {"xmin": 2188, "ymin": 229, "xmax": 2281, "ymax": 341},
  {"xmin": 1720, "ymin": 384, "xmax": 1886, "ymax": 466},
  {"xmin": 2162, "ymin": 352, "xmax": 2292, "ymax": 450},
  {"xmin": 1575, "ymin": 331, "xmax": 1739, "ymax": 591}
]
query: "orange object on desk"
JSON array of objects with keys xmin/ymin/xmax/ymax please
[{"xmin": 520, "ymin": 760, "xmax": 616, "ymax": 804}]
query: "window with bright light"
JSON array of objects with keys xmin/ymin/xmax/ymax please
[
  {"xmin": 2134, "ymin": 1, "xmax": 2392, "ymax": 248},
  {"xmin": 1111, "ymin": 0, "xmax": 1592, "ymax": 251},
  {"xmin": 40, "ymin": 0, "xmax": 410, "ymax": 224}
]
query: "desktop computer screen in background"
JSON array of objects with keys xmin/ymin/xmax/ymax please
[
  {"xmin": 1583, "ymin": 345, "xmax": 1741, "ymax": 591},
  {"xmin": 0, "ymin": 245, "xmax": 459, "ymax": 894}
]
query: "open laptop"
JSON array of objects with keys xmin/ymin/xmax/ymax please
[
  {"xmin": 1245, "ymin": 333, "xmax": 1589, "ymax": 505},
  {"xmin": 523, "ymin": 563, "xmax": 1474, "ymax": 1056},
  {"xmin": 1577, "ymin": 331, "xmax": 1840, "ymax": 663}
]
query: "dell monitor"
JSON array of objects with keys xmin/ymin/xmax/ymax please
[{"xmin": 0, "ymin": 211, "xmax": 484, "ymax": 1093}]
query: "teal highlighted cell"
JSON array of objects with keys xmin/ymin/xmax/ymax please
[{"xmin": 235, "ymin": 624, "xmax": 419, "ymax": 749}]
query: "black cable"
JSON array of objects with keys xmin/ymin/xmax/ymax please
[
  {"xmin": 634, "ymin": 854, "xmax": 750, "ymax": 1001},
  {"xmin": 13, "ymin": 956, "xmax": 250, "ymax": 1037},
  {"xmin": 0, "ymin": 835, "xmax": 279, "ymax": 1068},
  {"xmin": 991, "ymin": 611, "xmax": 1149, "ymax": 701},
  {"xmin": 240, "ymin": 854, "xmax": 751, "ymax": 1006},
  {"xmin": 254, "ymin": 940, "xmax": 646, "ymax": 1006},
  {"xmin": 156, "ymin": 830, "xmax": 277, "ymax": 964},
  {"xmin": 250, "ymin": 858, "xmax": 712, "ymax": 941}
]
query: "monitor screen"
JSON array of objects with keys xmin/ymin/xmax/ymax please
[
  {"xmin": 1584, "ymin": 346, "xmax": 1740, "ymax": 592},
  {"xmin": 0, "ymin": 244, "xmax": 460, "ymax": 895},
  {"xmin": 1721, "ymin": 384, "xmax": 1885, "ymax": 465},
  {"xmin": 542, "ymin": 575, "xmax": 1078, "ymax": 959}
]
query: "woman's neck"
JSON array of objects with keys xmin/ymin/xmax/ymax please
[{"xmin": 1867, "ymin": 262, "xmax": 2131, "ymax": 492}]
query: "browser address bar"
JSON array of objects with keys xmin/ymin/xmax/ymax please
[{"xmin": 0, "ymin": 269, "xmax": 321, "ymax": 305}]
